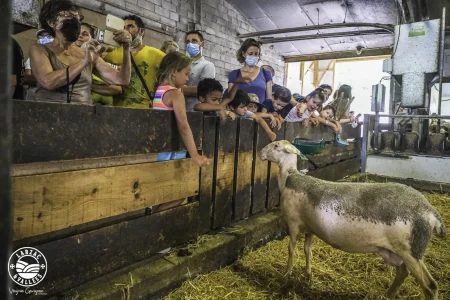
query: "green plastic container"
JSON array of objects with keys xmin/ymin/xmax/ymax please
[{"xmin": 292, "ymin": 138, "xmax": 326, "ymax": 155}]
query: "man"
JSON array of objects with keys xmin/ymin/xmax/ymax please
[
  {"xmin": 11, "ymin": 37, "xmax": 25, "ymax": 100},
  {"xmin": 183, "ymin": 30, "xmax": 215, "ymax": 112},
  {"xmin": 104, "ymin": 15, "xmax": 165, "ymax": 109}
]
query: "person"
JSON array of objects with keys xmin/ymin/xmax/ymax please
[
  {"xmin": 261, "ymin": 64, "xmax": 282, "ymax": 94},
  {"xmin": 228, "ymin": 38, "xmax": 273, "ymax": 108},
  {"xmin": 182, "ymin": 30, "xmax": 215, "ymax": 112},
  {"xmin": 263, "ymin": 85, "xmax": 291, "ymax": 114},
  {"xmin": 153, "ymin": 51, "xmax": 211, "ymax": 168},
  {"xmin": 284, "ymin": 88, "xmax": 326, "ymax": 127},
  {"xmin": 194, "ymin": 77, "xmax": 250, "ymax": 121},
  {"xmin": 228, "ymin": 90, "xmax": 276, "ymax": 141},
  {"xmin": 24, "ymin": 30, "xmax": 52, "ymax": 100},
  {"xmin": 30, "ymin": 0, "xmax": 131, "ymax": 105},
  {"xmin": 319, "ymin": 84, "xmax": 333, "ymax": 101},
  {"xmin": 309, "ymin": 105, "xmax": 342, "ymax": 133},
  {"xmin": 247, "ymin": 93, "xmax": 282, "ymax": 129},
  {"xmin": 160, "ymin": 40, "xmax": 179, "ymax": 54},
  {"xmin": 326, "ymin": 84, "xmax": 354, "ymax": 120},
  {"xmin": 11, "ymin": 37, "xmax": 25, "ymax": 100},
  {"xmin": 77, "ymin": 22, "xmax": 121, "ymax": 105},
  {"xmin": 104, "ymin": 14, "xmax": 165, "ymax": 108}
]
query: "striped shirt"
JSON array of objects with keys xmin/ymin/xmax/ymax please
[{"xmin": 153, "ymin": 85, "xmax": 177, "ymax": 110}]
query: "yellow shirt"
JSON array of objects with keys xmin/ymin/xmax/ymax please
[
  {"xmin": 104, "ymin": 46, "xmax": 165, "ymax": 109},
  {"xmin": 91, "ymin": 74, "xmax": 113, "ymax": 106}
]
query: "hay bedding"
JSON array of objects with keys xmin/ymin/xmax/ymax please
[{"xmin": 165, "ymin": 192, "xmax": 450, "ymax": 300}]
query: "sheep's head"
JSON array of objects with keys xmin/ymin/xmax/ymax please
[{"xmin": 260, "ymin": 140, "xmax": 301, "ymax": 163}]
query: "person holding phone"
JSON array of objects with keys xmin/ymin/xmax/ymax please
[
  {"xmin": 104, "ymin": 15, "xmax": 166, "ymax": 109},
  {"xmin": 30, "ymin": 0, "xmax": 131, "ymax": 105}
]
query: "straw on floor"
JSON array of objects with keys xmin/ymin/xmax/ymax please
[{"xmin": 164, "ymin": 192, "xmax": 450, "ymax": 300}]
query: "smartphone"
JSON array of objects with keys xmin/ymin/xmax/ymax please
[{"xmin": 103, "ymin": 14, "xmax": 124, "ymax": 46}]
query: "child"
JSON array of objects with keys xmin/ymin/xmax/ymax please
[
  {"xmin": 229, "ymin": 90, "xmax": 276, "ymax": 141},
  {"xmin": 194, "ymin": 77, "xmax": 251, "ymax": 121},
  {"xmin": 248, "ymin": 93, "xmax": 282, "ymax": 130},
  {"xmin": 326, "ymin": 84, "xmax": 354, "ymax": 120},
  {"xmin": 284, "ymin": 88, "xmax": 326, "ymax": 123},
  {"xmin": 262, "ymin": 86, "xmax": 292, "ymax": 114},
  {"xmin": 153, "ymin": 52, "xmax": 210, "ymax": 168},
  {"xmin": 309, "ymin": 105, "xmax": 342, "ymax": 133}
]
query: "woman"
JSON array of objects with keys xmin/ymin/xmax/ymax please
[
  {"xmin": 228, "ymin": 38, "xmax": 272, "ymax": 110},
  {"xmin": 160, "ymin": 40, "xmax": 179, "ymax": 54},
  {"xmin": 30, "ymin": 0, "xmax": 131, "ymax": 105}
]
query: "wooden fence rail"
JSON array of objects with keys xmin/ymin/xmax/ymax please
[{"xmin": 10, "ymin": 100, "xmax": 361, "ymax": 297}]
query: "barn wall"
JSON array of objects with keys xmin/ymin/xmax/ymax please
[{"xmin": 12, "ymin": 0, "xmax": 286, "ymax": 88}]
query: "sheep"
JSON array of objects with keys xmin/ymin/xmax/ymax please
[{"xmin": 260, "ymin": 140, "xmax": 447, "ymax": 300}]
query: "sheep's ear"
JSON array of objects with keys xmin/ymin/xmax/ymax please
[{"xmin": 284, "ymin": 144, "xmax": 301, "ymax": 156}]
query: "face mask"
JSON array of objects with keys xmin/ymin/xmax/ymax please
[
  {"xmin": 80, "ymin": 42, "xmax": 88, "ymax": 51},
  {"xmin": 39, "ymin": 36, "xmax": 54, "ymax": 44},
  {"xmin": 59, "ymin": 18, "xmax": 81, "ymax": 42},
  {"xmin": 245, "ymin": 55, "xmax": 258, "ymax": 67},
  {"xmin": 186, "ymin": 43, "xmax": 200, "ymax": 57},
  {"xmin": 130, "ymin": 33, "xmax": 142, "ymax": 48}
]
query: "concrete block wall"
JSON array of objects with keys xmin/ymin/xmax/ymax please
[{"xmin": 93, "ymin": 0, "xmax": 286, "ymax": 88}]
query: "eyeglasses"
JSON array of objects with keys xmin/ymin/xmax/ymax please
[{"xmin": 56, "ymin": 12, "xmax": 84, "ymax": 21}]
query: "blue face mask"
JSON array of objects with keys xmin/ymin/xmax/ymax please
[
  {"xmin": 186, "ymin": 43, "xmax": 201, "ymax": 57},
  {"xmin": 245, "ymin": 55, "xmax": 259, "ymax": 67},
  {"xmin": 39, "ymin": 36, "xmax": 54, "ymax": 44}
]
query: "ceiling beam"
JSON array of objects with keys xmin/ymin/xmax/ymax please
[
  {"xmin": 238, "ymin": 22, "xmax": 395, "ymax": 38},
  {"xmin": 258, "ymin": 30, "xmax": 391, "ymax": 44},
  {"xmin": 284, "ymin": 47, "xmax": 392, "ymax": 62}
]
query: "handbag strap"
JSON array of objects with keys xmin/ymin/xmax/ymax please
[{"xmin": 130, "ymin": 54, "xmax": 154, "ymax": 107}]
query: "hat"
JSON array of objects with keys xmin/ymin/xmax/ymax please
[{"xmin": 248, "ymin": 93, "xmax": 264, "ymax": 108}]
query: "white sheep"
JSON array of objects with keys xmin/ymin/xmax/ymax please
[{"xmin": 260, "ymin": 140, "xmax": 447, "ymax": 300}]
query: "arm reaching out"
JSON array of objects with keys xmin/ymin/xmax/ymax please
[{"xmin": 251, "ymin": 114, "xmax": 276, "ymax": 141}]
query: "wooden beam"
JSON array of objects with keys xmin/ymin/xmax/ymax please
[
  {"xmin": 284, "ymin": 47, "xmax": 392, "ymax": 62},
  {"xmin": 336, "ymin": 55, "xmax": 392, "ymax": 63},
  {"xmin": 313, "ymin": 61, "xmax": 319, "ymax": 88},
  {"xmin": 13, "ymin": 159, "xmax": 200, "ymax": 240},
  {"xmin": 332, "ymin": 60, "xmax": 336, "ymax": 91},
  {"xmin": 25, "ymin": 202, "xmax": 199, "ymax": 297},
  {"xmin": 12, "ymin": 100, "xmax": 203, "ymax": 164},
  {"xmin": 252, "ymin": 119, "xmax": 271, "ymax": 215},
  {"xmin": 300, "ymin": 62, "xmax": 305, "ymax": 94},
  {"xmin": 267, "ymin": 123, "xmax": 286, "ymax": 209},
  {"xmin": 318, "ymin": 60, "xmax": 334, "ymax": 85}
]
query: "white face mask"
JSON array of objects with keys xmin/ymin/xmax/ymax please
[{"xmin": 80, "ymin": 42, "xmax": 89, "ymax": 51}]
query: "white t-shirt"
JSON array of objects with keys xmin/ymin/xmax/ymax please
[{"xmin": 284, "ymin": 104, "xmax": 311, "ymax": 122}]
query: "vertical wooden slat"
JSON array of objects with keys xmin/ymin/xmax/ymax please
[
  {"xmin": 212, "ymin": 119, "xmax": 238, "ymax": 229},
  {"xmin": 251, "ymin": 120, "xmax": 271, "ymax": 215},
  {"xmin": 199, "ymin": 116, "xmax": 218, "ymax": 233},
  {"xmin": 233, "ymin": 118, "xmax": 255, "ymax": 221},
  {"xmin": 267, "ymin": 123, "xmax": 286, "ymax": 209}
]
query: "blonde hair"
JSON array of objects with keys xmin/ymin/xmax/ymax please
[
  {"xmin": 160, "ymin": 40, "xmax": 179, "ymax": 53},
  {"xmin": 154, "ymin": 52, "xmax": 192, "ymax": 95}
]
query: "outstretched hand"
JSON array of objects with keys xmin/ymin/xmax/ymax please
[
  {"xmin": 113, "ymin": 30, "xmax": 132, "ymax": 47},
  {"xmin": 84, "ymin": 40, "xmax": 106, "ymax": 64}
]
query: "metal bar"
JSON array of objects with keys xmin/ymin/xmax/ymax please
[
  {"xmin": 285, "ymin": 47, "xmax": 392, "ymax": 62},
  {"xmin": 238, "ymin": 22, "xmax": 395, "ymax": 38},
  {"xmin": 361, "ymin": 114, "xmax": 370, "ymax": 173},
  {"xmin": 437, "ymin": 7, "xmax": 446, "ymax": 132},
  {"xmin": 258, "ymin": 30, "xmax": 390, "ymax": 44},
  {"xmin": 373, "ymin": 114, "xmax": 450, "ymax": 119},
  {"xmin": 1, "ymin": 0, "xmax": 13, "ymax": 298}
]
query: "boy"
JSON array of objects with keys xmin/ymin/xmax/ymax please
[
  {"xmin": 248, "ymin": 93, "xmax": 282, "ymax": 130},
  {"xmin": 195, "ymin": 77, "xmax": 251, "ymax": 122},
  {"xmin": 262, "ymin": 86, "xmax": 291, "ymax": 114},
  {"xmin": 229, "ymin": 90, "xmax": 276, "ymax": 141}
]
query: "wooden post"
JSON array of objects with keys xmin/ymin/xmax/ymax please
[
  {"xmin": 313, "ymin": 61, "xmax": 319, "ymax": 88},
  {"xmin": 233, "ymin": 118, "xmax": 255, "ymax": 220},
  {"xmin": 300, "ymin": 62, "xmax": 305, "ymax": 95},
  {"xmin": 251, "ymin": 119, "xmax": 271, "ymax": 215},
  {"xmin": 199, "ymin": 116, "xmax": 218, "ymax": 232},
  {"xmin": 212, "ymin": 118, "xmax": 238, "ymax": 228},
  {"xmin": 0, "ymin": 0, "xmax": 13, "ymax": 298}
]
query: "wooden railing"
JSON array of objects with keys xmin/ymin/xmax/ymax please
[{"xmin": 10, "ymin": 100, "xmax": 361, "ymax": 296}]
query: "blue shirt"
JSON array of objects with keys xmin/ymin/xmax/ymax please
[
  {"xmin": 263, "ymin": 99, "xmax": 276, "ymax": 113},
  {"xmin": 228, "ymin": 68, "xmax": 272, "ymax": 104}
]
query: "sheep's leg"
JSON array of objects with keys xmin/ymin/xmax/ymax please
[
  {"xmin": 304, "ymin": 233, "xmax": 314, "ymax": 280},
  {"xmin": 286, "ymin": 224, "xmax": 301, "ymax": 276},
  {"xmin": 403, "ymin": 256, "xmax": 438, "ymax": 300},
  {"xmin": 386, "ymin": 263, "xmax": 409, "ymax": 299}
]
